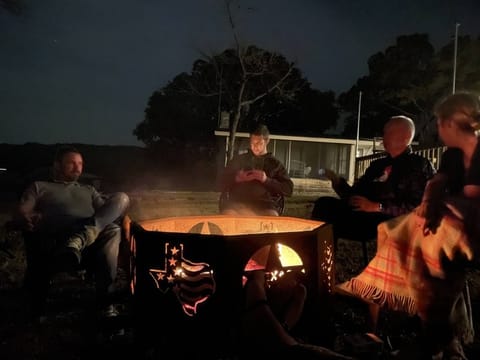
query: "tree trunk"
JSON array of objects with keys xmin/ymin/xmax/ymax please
[
  {"xmin": 227, "ymin": 109, "xmax": 242, "ymax": 161},
  {"xmin": 227, "ymin": 81, "xmax": 247, "ymax": 161}
]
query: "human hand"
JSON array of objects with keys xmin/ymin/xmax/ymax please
[
  {"xmin": 414, "ymin": 200, "xmax": 442, "ymax": 235},
  {"xmin": 349, "ymin": 195, "xmax": 379, "ymax": 212},
  {"xmin": 22, "ymin": 212, "xmax": 42, "ymax": 231},
  {"xmin": 416, "ymin": 175, "xmax": 447, "ymax": 234},
  {"xmin": 323, "ymin": 168, "xmax": 338, "ymax": 182},
  {"xmin": 235, "ymin": 169, "xmax": 251, "ymax": 183},
  {"xmin": 246, "ymin": 169, "xmax": 267, "ymax": 183}
]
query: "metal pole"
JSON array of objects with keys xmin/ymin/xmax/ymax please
[
  {"xmin": 355, "ymin": 91, "xmax": 362, "ymax": 157},
  {"xmin": 452, "ymin": 23, "xmax": 460, "ymax": 94}
]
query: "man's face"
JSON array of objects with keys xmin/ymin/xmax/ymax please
[
  {"xmin": 382, "ymin": 122, "xmax": 410, "ymax": 157},
  {"xmin": 56, "ymin": 152, "xmax": 83, "ymax": 182},
  {"xmin": 249, "ymin": 135, "xmax": 269, "ymax": 156}
]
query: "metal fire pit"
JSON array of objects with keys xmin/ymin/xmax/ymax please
[{"xmin": 127, "ymin": 215, "xmax": 334, "ymax": 357}]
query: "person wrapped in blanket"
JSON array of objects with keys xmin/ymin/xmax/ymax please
[
  {"xmin": 413, "ymin": 91, "xmax": 480, "ymax": 358},
  {"xmin": 337, "ymin": 92, "xmax": 480, "ymax": 359}
]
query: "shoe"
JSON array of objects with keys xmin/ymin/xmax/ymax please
[
  {"xmin": 83, "ymin": 225, "xmax": 100, "ymax": 247},
  {"xmin": 67, "ymin": 223, "xmax": 100, "ymax": 249},
  {"xmin": 65, "ymin": 234, "xmax": 85, "ymax": 251},
  {"xmin": 98, "ymin": 304, "xmax": 119, "ymax": 319}
]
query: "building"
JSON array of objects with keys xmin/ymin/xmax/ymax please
[{"xmin": 215, "ymin": 130, "xmax": 382, "ymax": 184}]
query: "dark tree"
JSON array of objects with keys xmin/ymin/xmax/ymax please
[
  {"xmin": 134, "ymin": 46, "xmax": 338, "ymax": 158},
  {"xmin": 339, "ymin": 34, "xmax": 437, "ymax": 142},
  {"xmin": 339, "ymin": 34, "xmax": 480, "ymax": 146}
]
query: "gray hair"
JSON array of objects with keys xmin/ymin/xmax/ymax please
[{"xmin": 387, "ymin": 115, "xmax": 415, "ymax": 144}]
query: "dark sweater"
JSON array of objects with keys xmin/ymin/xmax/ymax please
[
  {"xmin": 334, "ymin": 147, "xmax": 435, "ymax": 217},
  {"xmin": 220, "ymin": 150, "xmax": 293, "ymax": 209}
]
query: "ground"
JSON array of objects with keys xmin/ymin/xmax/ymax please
[{"xmin": 1, "ymin": 192, "xmax": 480, "ymax": 359}]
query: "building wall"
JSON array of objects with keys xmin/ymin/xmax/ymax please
[{"xmin": 215, "ymin": 131, "xmax": 377, "ymax": 184}]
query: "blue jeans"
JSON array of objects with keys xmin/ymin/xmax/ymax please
[
  {"xmin": 24, "ymin": 192, "xmax": 130, "ymax": 314},
  {"xmin": 81, "ymin": 192, "xmax": 130, "ymax": 306},
  {"xmin": 82, "ymin": 223, "xmax": 122, "ymax": 306},
  {"xmin": 94, "ymin": 192, "xmax": 130, "ymax": 229}
]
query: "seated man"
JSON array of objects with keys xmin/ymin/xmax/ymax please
[
  {"xmin": 311, "ymin": 115, "xmax": 435, "ymax": 250},
  {"xmin": 337, "ymin": 93, "xmax": 480, "ymax": 359},
  {"xmin": 219, "ymin": 123, "xmax": 293, "ymax": 216},
  {"xmin": 15, "ymin": 145, "xmax": 130, "ymax": 319}
]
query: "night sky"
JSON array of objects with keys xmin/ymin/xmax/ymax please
[{"xmin": 1, "ymin": 0, "xmax": 479, "ymax": 146}]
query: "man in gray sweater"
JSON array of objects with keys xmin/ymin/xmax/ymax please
[{"xmin": 17, "ymin": 145, "xmax": 130, "ymax": 319}]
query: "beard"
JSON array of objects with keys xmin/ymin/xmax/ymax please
[{"xmin": 61, "ymin": 171, "xmax": 81, "ymax": 182}]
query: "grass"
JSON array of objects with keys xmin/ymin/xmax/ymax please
[{"xmin": 1, "ymin": 190, "xmax": 480, "ymax": 359}]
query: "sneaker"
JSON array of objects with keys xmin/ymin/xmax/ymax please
[
  {"xmin": 82, "ymin": 225, "xmax": 100, "ymax": 247},
  {"xmin": 98, "ymin": 304, "xmax": 119, "ymax": 319},
  {"xmin": 65, "ymin": 234, "xmax": 85, "ymax": 251},
  {"xmin": 67, "ymin": 223, "xmax": 100, "ymax": 249}
]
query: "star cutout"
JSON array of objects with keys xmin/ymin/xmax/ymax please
[{"xmin": 156, "ymin": 272, "xmax": 165, "ymax": 280}]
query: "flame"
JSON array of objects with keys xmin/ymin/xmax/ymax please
[{"xmin": 276, "ymin": 243, "xmax": 303, "ymax": 267}]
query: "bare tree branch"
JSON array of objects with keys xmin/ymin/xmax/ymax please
[
  {"xmin": 378, "ymin": 100, "xmax": 415, "ymax": 117},
  {"xmin": 241, "ymin": 64, "xmax": 296, "ymax": 107},
  {"xmin": 224, "ymin": 0, "xmax": 247, "ymax": 79}
]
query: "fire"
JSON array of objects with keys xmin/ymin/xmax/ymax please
[{"xmin": 244, "ymin": 243, "xmax": 305, "ymax": 285}]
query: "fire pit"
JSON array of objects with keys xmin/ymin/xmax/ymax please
[{"xmin": 126, "ymin": 215, "xmax": 334, "ymax": 357}]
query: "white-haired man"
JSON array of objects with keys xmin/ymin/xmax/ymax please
[{"xmin": 311, "ymin": 116, "xmax": 435, "ymax": 262}]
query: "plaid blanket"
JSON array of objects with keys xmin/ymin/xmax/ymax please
[{"xmin": 336, "ymin": 211, "xmax": 474, "ymax": 343}]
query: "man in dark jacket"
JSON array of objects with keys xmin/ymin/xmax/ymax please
[
  {"xmin": 311, "ymin": 116, "xmax": 435, "ymax": 247},
  {"xmin": 219, "ymin": 124, "xmax": 293, "ymax": 216}
]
